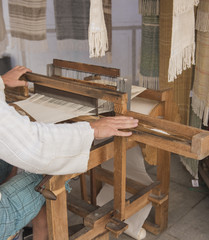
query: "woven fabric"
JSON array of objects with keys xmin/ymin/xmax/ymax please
[
  {"xmin": 139, "ymin": 16, "xmax": 159, "ymax": 90},
  {"xmin": 0, "ymin": 172, "xmax": 45, "ymax": 240},
  {"xmin": 0, "ymin": 160, "xmax": 13, "ymax": 184},
  {"xmin": 192, "ymin": 31, "xmax": 209, "ymax": 126},
  {"xmin": 54, "ymin": 0, "xmax": 90, "ymax": 40},
  {"xmin": 0, "ymin": 0, "xmax": 8, "ymax": 56},
  {"xmin": 103, "ymin": 0, "xmax": 112, "ymax": 53},
  {"xmin": 139, "ymin": 0, "xmax": 159, "ymax": 16},
  {"xmin": 8, "ymin": 0, "xmax": 47, "ymax": 52},
  {"xmin": 180, "ymin": 108, "xmax": 202, "ymax": 179},
  {"xmin": 168, "ymin": 0, "xmax": 198, "ymax": 82},
  {"xmin": 196, "ymin": 0, "xmax": 209, "ymax": 32},
  {"xmin": 89, "ymin": 0, "xmax": 108, "ymax": 58}
]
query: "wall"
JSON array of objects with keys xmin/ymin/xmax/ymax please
[{"xmin": 2, "ymin": 0, "xmax": 141, "ymax": 85}]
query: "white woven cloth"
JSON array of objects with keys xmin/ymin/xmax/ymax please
[
  {"xmin": 168, "ymin": 0, "xmax": 199, "ymax": 82},
  {"xmin": 88, "ymin": 0, "xmax": 108, "ymax": 58}
]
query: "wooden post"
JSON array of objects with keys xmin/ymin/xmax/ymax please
[
  {"xmin": 155, "ymin": 149, "xmax": 170, "ymax": 231},
  {"xmin": 46, "ymin": 176, "xmax": 69, "ymax": 240},
  {"xmin": 114, "ymin": 136, "xmax": 127, "ymax": 220}
]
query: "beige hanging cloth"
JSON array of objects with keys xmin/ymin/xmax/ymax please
[
  {"xmin": 88, "ymin": 0, "xmax": 109, "ymax": 58},
  {"xmin": 168, "ymin": 0, "xmax": 199, "ymax": 82},
  {"xmin": 0, "ymin": 0, "xmax": 8, "ymax": 56}
]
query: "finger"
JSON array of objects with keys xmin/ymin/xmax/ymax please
[{"xmin": 115, "ymin": 130, "xmax": 133, "ymax": 137}]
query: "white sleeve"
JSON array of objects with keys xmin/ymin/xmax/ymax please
[
  {"xmin": 0, "ymin": 76, "xmax": 6, "ymax": 102},
  {"xmin": 0, "ymin": 101, "xmax": 94, "ymax": 175}
]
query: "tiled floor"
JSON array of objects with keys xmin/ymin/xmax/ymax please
[{"xmin": 69, "ymin": 154, "xmax": 209, "ymax": 240}]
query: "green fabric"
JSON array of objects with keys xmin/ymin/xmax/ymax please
[{"xmin": 140, "ymin": 16, "xmax": 159, "ymax": 78}]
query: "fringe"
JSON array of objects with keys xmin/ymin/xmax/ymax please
[
  {"xmin": 192, "ymin": 92, "xmax": 209, "ymax": 126},
  {"xmin": 138, "ymin": 0, "xmax": 159, "ymax": 16},
  {"xmin": 168, "ymin": 42, "xmax": 195, "ymax": 82},
  {"xmin": 89, "ymin": 31, "xmax": 108, "ymax": 58},
  {"xmin": 180, "ymin": 156, "xmax": 199, "ymax": 179},
  {"xmin": 88, "ymin": 0, "xmax": 109, "ymax": 58},
  {"xmin": 139, "ymin": 73, "xmax": 159, "ymax": 90},
  {"xmin": 0, "ymin": 36, "xmax": 8, "ymax": 57},
  {"xmin": 11, "ymin": 38, "xmax": 48, "ymax": 53},
  {"xmin": 174, "ymin": 0, "xmax": 199, "ymax": 15},
  {"xmin": 196, "ymin": 11, "xmax": 209, "ymax": 32}
]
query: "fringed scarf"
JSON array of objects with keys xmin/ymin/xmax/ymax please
[
  {"xmin": 0, "ymin": 0, "xmax": 8, "ymax": 56},
  {"xmin": 168, "ymin": 0, "xmax": 199, "ymax": 82},
  {"xmin": 139, "ymin": 0, "xmax": 159, "ymax": 16},
  {"xmin": 88, "ymin": 0, "xmax": 108, "ymax": 58},
  {"xmin": 139, "ymin": 16, "xmax": 159, "ymax": 90},
  {"xmin": 8, "ymin": 0, "xmax": 47, "ymax": 52},
  {"xmin": 53, "ymin": 0, "xmax": 90, "ymax": 50}
]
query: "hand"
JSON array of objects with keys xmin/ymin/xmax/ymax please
[
  {"xmin": 2, "ymin": 65, "xmax": 32, "ymax": 88},
  {"xmin": 90, "ymin": 116, "xmax": 138, "ymax": 139}
]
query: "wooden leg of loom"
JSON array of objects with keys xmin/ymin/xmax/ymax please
[
  {"xmin": 114, "ymin": 136, "xmax": 127, "ymax": 220},
  {"xmin": 46, "ymin": 176, "xmax": 69, "ymax": 240},
  {"xmin": 80, "ymin": 174, "xmax": 88, "ymax": 202},
  {"xmin": 155, "ymin": 149, "xmax": 170, "ymax": 232}
]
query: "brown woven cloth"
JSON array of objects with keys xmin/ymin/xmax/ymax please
[
  {"xmin": 103, "ymin": 0, "xmax": 112, "ymax": 52},
  {"xmin": 196, "ymin": 0, "xmax": 209, "ymax": 32}
]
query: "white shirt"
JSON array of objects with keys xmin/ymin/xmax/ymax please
[{"xmin": 0, "ymin": 76, "xmax": 94, "ymax": 175}]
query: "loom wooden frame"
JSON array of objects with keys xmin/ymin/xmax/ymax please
[{"xmin": 17, "ymin": 59, "xmax": 209, "ymax": 239}]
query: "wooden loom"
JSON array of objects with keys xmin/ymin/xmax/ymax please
[{"xmin": 12, "ymin": 59, "xmax": 209, "ymax": 240}]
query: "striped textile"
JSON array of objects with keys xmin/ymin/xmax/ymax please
[
  {"xmin": 139, "ymin": 0, "xmax": 159, "ymax": 16},
  {"xmin": 8, "ymin": 0, "xmax": 47, "ymax": 51},
  {"xmin": 103, "ymin": 0, "xmax": 112, "ymax": 53},
  {"xmin": 54, "ymin": 0, "xmax": 90, "ymax": 40},
  {"xmin": 0, "ymin": 172, "xmax": 45, "ymax": 240},
  {"xmin": 196, "ymin": 0, "xmax": 209, "ymax": 32},
  {"xmin": 0, "ymin": 0, "xmax": 8, "ymax": 56},
  {"xmin": 139, "ymin": 16, "xmax": 159, "ymax": 90}
]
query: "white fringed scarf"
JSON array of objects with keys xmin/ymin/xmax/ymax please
[
  {"xmin": 168, "ymin": 0, "xmax": 199, "ymax": 82},
  {"xmin": 88, "ymin": 0, "xmax": 109, "ymax": 58}
]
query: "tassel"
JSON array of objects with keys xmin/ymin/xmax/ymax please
[{"xmin": 88, "ymin": 0, "xmax": 108, "ymax": 58}]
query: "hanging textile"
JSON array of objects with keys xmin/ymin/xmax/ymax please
[
  {"xmin": 168, "ymin": 0, "xmax": 199, "ymax": 82},
  {"xmin": 88, "ymin": 0, "xmax": 108, "ymax": 58},
  {"xmin": 180, "ymin": 108, "xmax": 202, "ymax": 179},
  {"xmin": 103, "ymin": 0, "xmax": 112, "ymax": 53},
  {"xmin": 138, "ymin": 0, "xmax": 159, "ymax": 16},
  {"xmin": 196, "ymin": 0, "xmax": 209, "ymax": 32},
  {"xmin": 8, "ymin": 0, "xmax": 47, "ymax": 52},
  {"xmin": 53, "ymin": 0, "xmax": 90, "ymax": 50},
  {"xmin": 192, "ymin": 31, "xmax": 209, "ymax": 126},
  {"xmin": 139, "ymin": 16, "xmax": 159, "ymax": 90},
  {"xmin": 0, "ymin": 0, "xmax": 8, "ymax": 56}
]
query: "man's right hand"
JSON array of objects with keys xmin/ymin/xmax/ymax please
[{"xmin": 90, "ymin": 116, "xmax": 138, "ymax": 139}]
